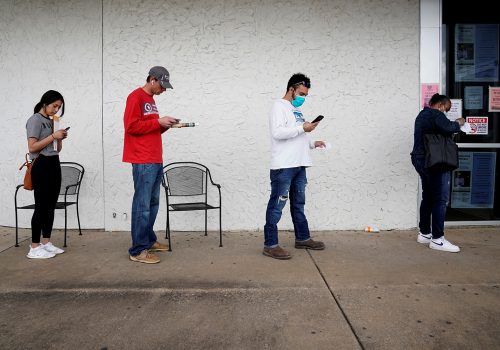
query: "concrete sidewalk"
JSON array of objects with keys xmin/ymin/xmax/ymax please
[{"xmin": 0, "ymin": 226, "xmax": 499, "ymax": 349}]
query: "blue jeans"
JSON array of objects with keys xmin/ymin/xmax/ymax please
[
  {"xmin": 411, "ymin": 155, "xmax": 451, "ymax": 239},
  {"xmin": 264, "ymin": 167, "xmax": 310, "ymax": 247},
  {"xmin": 129, "ymin": 163, "xmax": 163, "ymax": 256}
]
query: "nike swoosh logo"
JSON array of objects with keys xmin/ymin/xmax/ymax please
[{"xmin": 432, "ymin": 241, "xmax": 444, "ymax": 246}]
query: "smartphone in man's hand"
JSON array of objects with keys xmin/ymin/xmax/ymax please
[{"xmin": 312, "ymin": 115, "xmax": 324, "ymax": 123}]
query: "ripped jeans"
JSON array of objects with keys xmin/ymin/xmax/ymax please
[{"xmin": 264, "ymin": 167, "xmax": 310, "ymax": 248}]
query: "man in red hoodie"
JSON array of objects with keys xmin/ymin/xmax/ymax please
[{"xmin": 123, "ymin": 66, "xmax": 178, "ymax": 264}]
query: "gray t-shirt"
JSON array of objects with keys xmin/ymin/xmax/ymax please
[{"xmin": 26, "ymin": 113, "xmax": 58, "ymax": 160}]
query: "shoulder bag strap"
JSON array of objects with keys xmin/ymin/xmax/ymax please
[{"xmin": 19, "ymin": 153, "xmax": 38, "ymax": 170}]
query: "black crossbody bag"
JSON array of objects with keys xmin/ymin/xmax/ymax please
[{"xmin": 423, "ymin": 113, "xmax": 459, "ymax": 171}]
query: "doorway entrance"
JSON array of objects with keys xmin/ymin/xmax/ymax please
[{"xmin": 443, "ymin": 0, "xmax": 500, "ymax": 222}]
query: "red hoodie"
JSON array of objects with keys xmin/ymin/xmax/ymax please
[{"xmin": 122, "ymin": 88, "xmax": 166, "ymax": 164}]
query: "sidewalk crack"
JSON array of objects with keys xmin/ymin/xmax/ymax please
[{"xmin": 307, "ymin": 250, "xmax": 365, "ymax": 350}]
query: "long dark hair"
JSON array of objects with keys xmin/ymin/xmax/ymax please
[{"xmin": 33, "ymin": 90, "xmax": 65, "ymax": 117}]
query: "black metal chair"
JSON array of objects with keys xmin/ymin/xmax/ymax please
[
  {"xmin": 14, "ymin": 162, "xmax": 85, "ymax": 247},
  {"xmin": 161, "ymin": 162, "xmax": 222, "ymax": 251}
]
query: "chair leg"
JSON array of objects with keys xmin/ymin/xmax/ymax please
[
  {"xmin": 76, "ymin": 202, "xmax": 82, "ymax": 236},
  {"xmin": 64, "ymin": 205, "xmax": 67, "ymax": 248},
  {"xmin": 219, "ymin": 208, "xmax": 222, "ymax": 247},
  {"xmin": 204, "ymin": 209, "xmax": 208, "ymax": 236},
  {"xmin": 166, "ymin": 211, "xmax": 172, "ymax": 252},
  {"xmin": 15, "ymin": 207, "xmax": 19, "ymax": 247},
  {"xmin": 165, "ymin": 210, "xmax": 170, "ymax": 239}
]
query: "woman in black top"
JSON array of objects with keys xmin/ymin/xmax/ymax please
[
  {"xmin": 25, "ymin": 90, "xmax": 69, "ymax": 259},
  {"xmin": 410, "ymin": 94, "xmax": 465, "ymax": 253}
]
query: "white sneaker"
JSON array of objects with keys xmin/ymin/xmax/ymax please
[
  {"xmin": 27, "ymin": 245, "xmax": 56, "ymax": 259},
  {"xmin": 429, "ymin": 237, "xmax": 460, "ymax": 253},
  {"xmin": 417, "ymin": 232, "xmax": 432, "ymax": 244},
  {"xmin": 41, "ymin": 242, "xmax": 65, "ymax": 255}
]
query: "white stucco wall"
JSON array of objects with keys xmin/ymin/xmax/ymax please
[
  {"xmin": 0, "ymin": 0, "xmax": 104, "ymax": 229},
  {"xmin": 1, "ymin": 0, "xmax": 420, "ymax": 232}
]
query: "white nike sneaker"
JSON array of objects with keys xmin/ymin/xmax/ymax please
[
  {"xmin": 417, "ymin": 232, "xmax": 432, "ymax": 244},
  {"xmin": 41, "ymin": 242, "xmax": 65, "ymax": 255},
  {"xmin": 429, "ymin": 237, "xmax": 460, "ymax": 253},
  {"xmin": 27, "ymin": 245, "xmax": 56, "ymax": 259}
]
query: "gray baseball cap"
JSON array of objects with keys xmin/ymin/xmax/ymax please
[{"xmin": 148, "ymin": 66, "xmax": 173, "ymax": 89}]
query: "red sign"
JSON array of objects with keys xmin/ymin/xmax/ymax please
[{"xmin": 466, "ymin": 117, "xmax": 488, "ymax": 135}]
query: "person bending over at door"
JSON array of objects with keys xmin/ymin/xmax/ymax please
[{"xmin": 411, "ymin": 93, "xmax": 465, "ymax": 253}]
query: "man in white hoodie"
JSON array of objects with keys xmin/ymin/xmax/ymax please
[{"xmin": 263, "ymin": 73, "xmax": 326, "ymax": 260}]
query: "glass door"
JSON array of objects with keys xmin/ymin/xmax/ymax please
[{"xmin": 443, "ymin": 0, "xmax": 500, "ymax": 222}]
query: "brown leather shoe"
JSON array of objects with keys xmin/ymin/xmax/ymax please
[
  {"xmin": 129, "ymin": 250, "xmax": 160, "ymax": 264},
  {"xmin": 150, "ymin": 241, "xmax": 169, "ymax": 252},
  {"xmin": 263, "ymin": 246, "xmax": 291, "ymax": 260},
  {"xmin": 295, "ymin": 239, "xmax": 325, "ymax": 250}
]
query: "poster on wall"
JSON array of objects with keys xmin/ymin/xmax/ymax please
[
  {"xmin": 489, "ymin": 86, "xmax": 500, "ymax": 112},
  {"xmin": 446, "ymin": 99, "xmax": 462, "ymax": 122},
  {"xmin": 464, "ymin": 86, "xmax": 483, "ymax": 110},
  {"xmin": 421, "ymin": 84, "xmax": 439, "ymax": 108},
  {"xmin": 451, "ymin": 152, "xmax": 496, "ymax": 209},
  {"xmin": 465, "ymin": 117, "xmax": 488, "ymax": 135},
  {"xmin": 455, "ymin": 24, "xmax": 499, "ymax": 82}
]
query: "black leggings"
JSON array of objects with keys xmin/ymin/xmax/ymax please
[{"xmin": 31, "ymin": 155, "xmax": 61, "ymax": 243}]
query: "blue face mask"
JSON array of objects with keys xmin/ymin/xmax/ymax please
[{"xmin": 292, "ymin": 94, "xmax": 305, "ymax": 107}]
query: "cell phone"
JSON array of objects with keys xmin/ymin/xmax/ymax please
[
  {"xmin": 311, "ymin": 115, "xmax": 324, "ymax": 123},
  {"xmin": 64, "ymin": 127, "xmax": 70, "ymax": 131}
]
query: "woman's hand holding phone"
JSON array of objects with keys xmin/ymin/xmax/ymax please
[{"xmin": 53, "ymin": 128, "xmax": 68, "ymax": 140}]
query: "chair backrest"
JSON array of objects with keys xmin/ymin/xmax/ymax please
[
  {"xmin": 60, "ymin": 162, "xmax": 84, "ymax": 196},
  {"xmin": 163, "ymin": 162, "xmax": 207, "ymax": 196}
]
